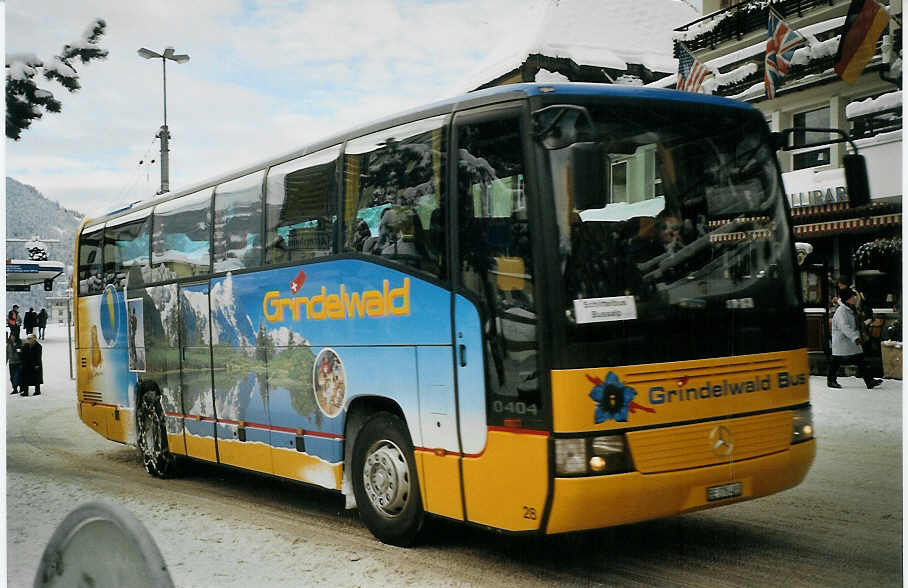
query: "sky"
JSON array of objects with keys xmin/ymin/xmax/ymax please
[{"xmin": 5, "ymin": 0, "xmax": 560, "ymax": 218}]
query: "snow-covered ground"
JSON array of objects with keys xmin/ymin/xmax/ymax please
[
  {"xmin": 5, "ymin": 324, "xmax": 904, "ymax": 586},
  {"xmin": 6, "ymin": 324, "xmax": 423, "ymax": 588}
]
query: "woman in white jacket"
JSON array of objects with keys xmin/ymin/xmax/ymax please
[{"xmin": 828, "ymin": 288, "xmax": 883, "ymax": 389}]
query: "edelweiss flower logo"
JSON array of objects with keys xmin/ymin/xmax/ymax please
[{"xmin": 587, "ymin": 372, "xmax": 655, "ymax": 424}]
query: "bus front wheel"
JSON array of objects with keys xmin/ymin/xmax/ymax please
[
  {"xmin": 136, "ymin": 390, "xmax": 178, "ymax": 478},
  {"xmin": 351, "ymin": 412, "xmax": 424, "ymax": 546}
]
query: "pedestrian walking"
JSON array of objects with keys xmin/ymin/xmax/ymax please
[
  {"xmin": 23, "ymin": 307, "xmax": 37, "ymax": 336},
  {"xmin": 7, "ymin": 304, "xmax": 21, "ymax": 338},
  {"xmin": 37, "ymin": 308, "xmax": 48, "ymax": 340},
  {"xmin": 828, "ymin": 288, "xmax": 883, "ymax": 389},
  {"xmin": 19, "ymin": 333, "xmax": 43, "ymax": 396},
  {"xmin": 6, "ymin": 333, "xmax": 23, "ymax": 394}
]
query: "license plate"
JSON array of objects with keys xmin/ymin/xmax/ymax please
[{"xmin": 706, "ymin": 482, "xmax": 742, "ymax": 501}]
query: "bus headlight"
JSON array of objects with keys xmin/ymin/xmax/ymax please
[
  {"xmin": 591, "ymin": 434, "xmax": 632, "ymax": 474},
  {"xmin": 555, "ymin": 435, "xmax": 632, "ymax": 476},
  {"xmin": 554, "ymin": 438, "xmax": 587, "ymax": 475},
  {"xmin": 791, "ymin": 406, "xmax": 814, "ymax": 444}
]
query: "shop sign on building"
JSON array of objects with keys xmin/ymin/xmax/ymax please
[
  {"xmin": 783, "ymin": 167, "xmax": 849, "ymax": 209},
  {"xmin": 788, "ymin": 186, "xmax": 849, "ymax": 208}
]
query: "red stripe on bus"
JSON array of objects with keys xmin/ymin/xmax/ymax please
[
  {"xmin": 163, "ymin": 413, "xmax": 343, "ymax": 439},
  {"xmin": 416, "ymin": 426, "xmax": 550, "ymax": 460},
  {"xmin": 487, "ymin": 425, "xmax": 549, "ymax": 436},
  {"xmin": 81, "ymin": 401, "xmax": 120, "ymax": 409}
]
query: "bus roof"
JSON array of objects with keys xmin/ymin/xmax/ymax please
[{"xmin": 87, "ymin": 83, "xmax": 754, "ymax": 226}]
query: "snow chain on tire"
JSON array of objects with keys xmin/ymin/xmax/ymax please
[{"xmin": 136, "ymin": 389, "xmax": 178, "ymax": 478}]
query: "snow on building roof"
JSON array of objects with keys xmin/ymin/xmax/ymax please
[
  {"xmin": 453, "ymin": 0, "xmax": 698, "ymax": 93},
  {"xmin": 846, "ymin": 91, "xmax": 902, "ymax": 118}
]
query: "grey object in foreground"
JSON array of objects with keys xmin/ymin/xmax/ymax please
[{"xmin": 34, "ymin": 501, "xmax": 173, "ymax": 588}]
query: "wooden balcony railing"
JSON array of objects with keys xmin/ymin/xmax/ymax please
[{"xmin": 674, "ymin": 0, "xmax": 839, "ymax": 53}]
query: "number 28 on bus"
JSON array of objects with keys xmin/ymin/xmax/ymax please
[{"xmin": 75, "ymin": 83, "xmax": 853, "ymax": 546}]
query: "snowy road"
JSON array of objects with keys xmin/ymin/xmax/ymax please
[{"xmin": 6, "ymin": 325, "xmax": 903, "ymax": 586}]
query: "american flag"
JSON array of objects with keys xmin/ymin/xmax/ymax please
[
  {"xmin": 765, "ymin": 7, "xmax": 806, "ymax": 99},
  {"xmin": 677, "ymin": 43, "xmax": 708, "ymax": 93}
]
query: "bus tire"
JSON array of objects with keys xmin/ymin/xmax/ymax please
[
  {"xmin": 351, "ymin": 412, "xmax": 424, "ymax": 546},
  {"xmin": 136, "ymin": 389, "xmax": 178, "ymax": 478}
]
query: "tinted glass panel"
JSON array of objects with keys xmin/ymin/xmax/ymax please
[
  {"xmin": 456, "ymin": 115, "xmax": 540, "ymax": 428},
  {"xmin": 151, "ymin": 190, "xmax": 212, "ymax": 280},
  {"xmin": 542, "ymin": 99, "xmax": 802, "ymax": 369},
  {"xmin": 213, "ymin": 171, "xmax": 264, "ymax": 272},
  {"xmin": 78, "ymin": 226, "xmax": 104, "ymax": 296},
  {"xmin": 265, "ymin": 146, "xmax": 340, "ymax": 265},
  {"xmin": 104, "ymin": 210, "xmax": 151, "ymax": 290},
  {"xmin": 343, "ymin": 116, "xmax": 446, "ymax": 280}
]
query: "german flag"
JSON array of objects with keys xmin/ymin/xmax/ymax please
[{"xmin": 834, "ymin": 0, "xmax": 890, "ymax": 84}]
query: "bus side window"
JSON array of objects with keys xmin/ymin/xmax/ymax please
[
  {"xmin": 456, "ymin": 115, "xmax": 541, "ymax": 427},
  {"xmin": 265, "ymin": 145, "xmax": 341, "ymax": 265},
  {"xmin": 213, "ymin": 170, "xmax": 265, "ymax": 272},
  {"xmin": 103, "ymin": 211, "xmax": 151, "ymax": 291},
  {"xmin": 342, "ymin": 116, "xmax": 447, "ymax": 281},
  {"xmin": 151, "ymin": 189, "xmax": 212, "ymax": 280},
  {"xmin": 78, "ymin": 226, "xmax": 105, "ymax": 296}
]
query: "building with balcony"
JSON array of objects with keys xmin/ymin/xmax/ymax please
[
  {"xmin": 661, "ymin": 0, "xmax": 902, "ymax": 374},
  {"xmin": 453, "ymin": 0, "xmax": 697, "ymax": 93}
]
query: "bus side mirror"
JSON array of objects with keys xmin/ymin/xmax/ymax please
[
  {"xmin": 44, "ymin": 279, "xmax": 54, "ymax": 292},
  {"xmin": 570, "ymin": 142, "xmax": 609, "ymax": 210},
  {"xmin": 843, "ymin": 153, "xmax": 870, "ymax": 208}
]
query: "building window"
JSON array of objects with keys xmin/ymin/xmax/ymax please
[
  {"xmin": 792, "ymin": 107, "xmax": 831, "ymax": 170},
  {"xmin": 611, "ymin": 161, "xmax": 628, "ymax": 203}
]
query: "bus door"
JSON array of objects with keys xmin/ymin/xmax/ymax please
[
  {"xmin": 178, "ymin": 280, "xmax": 218, "ymax": 462},
  {"xmin": 451, "ymin": 106, "xmax": 550, "ymax": 531}
]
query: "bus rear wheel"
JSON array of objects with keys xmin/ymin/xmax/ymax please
[
  {"xmin": 352, "ymin": 412, "xmax": 424, "ymax": 546},
  {"xmin": 136, "ymin": 389, "xmax": 178, "ymax": 478}
]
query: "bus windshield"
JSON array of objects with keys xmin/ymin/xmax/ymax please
[{"xmin": 543, "ymin": 99, "xmax": 802, "ymax": 368}]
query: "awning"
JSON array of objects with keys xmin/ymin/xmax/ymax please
[{"xmin": 794, "ymin": 213, "xmax": 901, "ymax": 237}]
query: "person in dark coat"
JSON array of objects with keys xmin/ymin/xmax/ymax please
[
  {"xmin": 6, "ymin": 333, "xmax": 23, "ymax": 394},
  {"xmin": 37, "ymin": 308, "xmax": 48, "ymax": 339},
  {"xmin": 23, "ymin": 307, "xmax": 37, "ymax": 336},
  {"xmin": 19, "ymin": 333, "xmax": 43, "ymax": 396}
]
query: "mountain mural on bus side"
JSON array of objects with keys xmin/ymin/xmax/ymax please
[
  {"xmin": 209, "ymin": 271, "xmax": 323, "ymax": 428},
  {"xmin": 210, "ymin": 273, "xmax": 256, "ymax": 347}
]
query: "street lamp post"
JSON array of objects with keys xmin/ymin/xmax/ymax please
[{"xmin": 137, "ymin": 46, "xmax": 190, "ymax": 195}]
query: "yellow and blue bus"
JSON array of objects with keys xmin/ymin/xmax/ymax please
[{"xmin": 75, "ymin": 83, "xmax": 824, "ymax": 545}]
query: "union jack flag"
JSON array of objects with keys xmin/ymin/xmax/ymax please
[
  {"xmin": 677, "ymin": 43, "xmax": 708, "ymax": 93},
  {"xmin": 765, "ymin": 6, "xmax": 807, "ymax": 99}
]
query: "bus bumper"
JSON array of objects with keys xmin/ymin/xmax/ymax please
[{"xmin": 545, "ymin": 439, "xmax": 815, "ymax": 534}]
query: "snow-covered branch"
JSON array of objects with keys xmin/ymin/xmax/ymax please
[{"xmin": 6, "ymin": 18, "xmax": 108, "ymax": 140}]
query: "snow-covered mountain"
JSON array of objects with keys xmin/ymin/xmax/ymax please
[
  {"xmin": 210, "ymin": 273, "xmax": 256, "ymax": 347},
  {"xmin": 6, "ymin": 177, "xmax": 84, "ymax": 310},
  {"xmin": 268, "ymin": 325, "xmax": 310, "ymax": 348}
]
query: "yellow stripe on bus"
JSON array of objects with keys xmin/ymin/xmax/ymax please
[{"xmin": 551, "ymin": 349, "xmax": 809, "ymax": 433}]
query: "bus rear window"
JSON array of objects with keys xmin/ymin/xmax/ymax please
[
  {"xmin": 104, "ymin": 211, "xmax": 151, "ymax": 289},
  {"xmin": 78, "ymin": 226, "xmax": 104, "ymax": 296}
]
